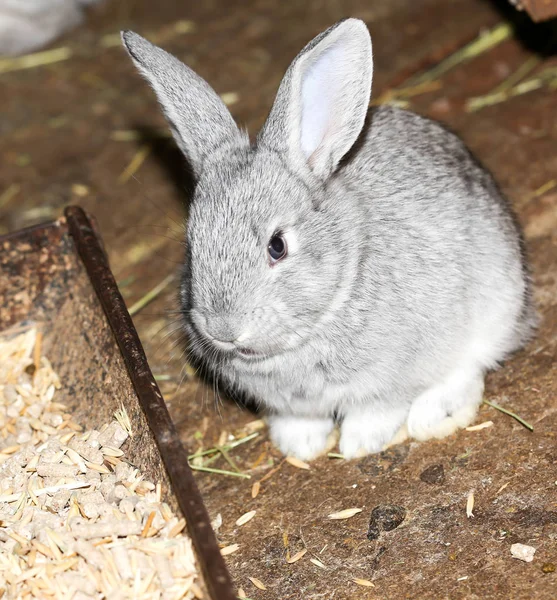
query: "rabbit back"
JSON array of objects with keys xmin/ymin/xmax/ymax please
[{"xmin": 337, "ymin": 105, "xmax": 535, "ymax": 372}]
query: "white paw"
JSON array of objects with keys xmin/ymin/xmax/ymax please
[
  {"xmin": 408, "ymin": 404, "xmax": 479, "ymax": 441},
  {"xmin": 407, "ymin": 402, "xmax": 454, "ymax": 441},
  {"xmin": 267, "ymin": 415, "xmax": 335, "ymax": 461},
  {"xmin": 407, "ymin": 371, "xmax": 484, "ymax": 442},
  {"xmin": 339, "ymin": 407, "xmax": 407, "ymax": 459},
  {"xmin": 409, "ymin": 413, "xmax": 461, "ymax": 441}
]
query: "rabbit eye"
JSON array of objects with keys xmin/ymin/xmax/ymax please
[{"xmin": 268, "ymin": 233, "xmax": 287, "ymax": 263}]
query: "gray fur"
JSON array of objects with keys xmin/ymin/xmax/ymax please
[
  {"xmin": 122, "ymin": 20, "xmax": 536, "ymax": 460},
  {"xmin": 122, "ymin": 31, "xmax": 246, "ymax": 178}
]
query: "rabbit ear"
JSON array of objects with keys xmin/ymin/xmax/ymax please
[
  {"xmin": 121, "ymin": 31, "xmax": 242, "ymax": 178},
  {"xmin": 258, "ymin": 19, "xmax": 373, "ymax": 180}
]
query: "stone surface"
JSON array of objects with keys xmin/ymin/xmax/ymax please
[{"xmin": 367, "ymin": 505, "xmax": 407, "ymax": 540}]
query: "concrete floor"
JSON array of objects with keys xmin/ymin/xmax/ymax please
[{"xmin": 1, "ymin": 0, "xmax": 556, "ymax": 598}]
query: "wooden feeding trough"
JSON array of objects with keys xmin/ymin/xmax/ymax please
[{"xmin": 0, "ymin": 206, "xmax": 236, "ymax": 600}]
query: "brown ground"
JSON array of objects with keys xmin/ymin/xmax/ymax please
[{"xmin": 1, "ymin": 1, "xmax": 557, "ymax": 598}]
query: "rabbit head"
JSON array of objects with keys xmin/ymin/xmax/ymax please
[{"xmin": 122, "ymin": 19, "xmax": 372, "ymax": 362}]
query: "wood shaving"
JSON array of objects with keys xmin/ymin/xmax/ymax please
[
  {"xmin": 286, "ymin": 549, "xmax": 307, "ymax": 564},
  {"xmin": 285, "ymin": 456, "xmax": 310, "ymax": 470},
  {"xmin": 0, "ymin": 328, "xmax": 200, "ymax": 598},
  {"xmin": 235, "ymin": 510, "xmax": 256, "ymax": 527},
  {"xmin": 496, "ymin": 482, "xmax": 510, "ymax": 495},
  {"xmin": 242, "ymin": 420, "xmax": 266, "ymax": 434},
  {"xmin": 220, "ymin": 544, "xmax": 240, "ymax": 557},
  {"xmin": 465, "ymin": 421, "xmax": 494, "ymax": 431},
  {"xmin": 310, "ymin": 558, "xmax": 327, "ymax": 569},
  {"xmin": 466, "ymin": 491, "xmax": 475, "ymax": 518},
  {"xmin": 327, "ymin": 508, "xmax": 362, "ymax": 520},
  {"xmin": 353, "ymin": 578, "xmax": 375, "ymax": 587},
  {"xmin": 248, "ymin": 576, "xmax": 266, "ymax": 590}
]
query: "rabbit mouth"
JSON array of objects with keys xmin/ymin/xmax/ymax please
[{"xmin": 236, "ymin": 347, "xmax": 265, "ymax": 360}]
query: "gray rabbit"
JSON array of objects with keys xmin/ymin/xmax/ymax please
[{"xmin": 122, "ymin": 19, "xmax": 535, "ymax": 460}]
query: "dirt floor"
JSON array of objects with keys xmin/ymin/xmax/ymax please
[{"xmin": 1, "ymin": 0, "xmax": 557, "ymax": 598}]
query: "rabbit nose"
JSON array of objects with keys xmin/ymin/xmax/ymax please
[
  {"xmin": 206, "ymin": 317, "xmax": 241, "ymax": 350},
  {"xmin": 191, "ymin": 310, "xmax": 239, "ymax": 347}
]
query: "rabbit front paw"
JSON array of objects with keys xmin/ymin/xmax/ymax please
[
  {"xmin": 339, "ymin": 405, "xmax": 408, "ymax": 459},
  {"xmin": 407, "ymin": 369, "xmax": 484, "ymax": 441},
  {"xmin": 268, "ymin": 415, "xmax": 335, "ymax": 460}
]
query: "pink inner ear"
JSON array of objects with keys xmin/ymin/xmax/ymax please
[
  {"xmin": 299, "ymin": 45, "xmax": 341, "ymax": 163},
  {"xmin": 307, "ymin": 123, "xmax": 332, "ymax": 171},
  {"xmin": 296, "ymin": 22, "xmax": 373, "ymax": 178}
]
